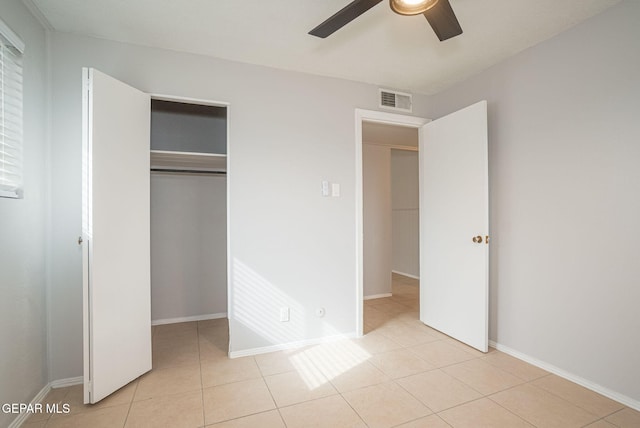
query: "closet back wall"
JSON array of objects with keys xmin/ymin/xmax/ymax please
[{"xmin": 150, "ymin": 173, "xmax": 227, "ymax": 322}]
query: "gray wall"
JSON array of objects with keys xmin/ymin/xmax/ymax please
[
  {"xmin": 47, "ymin": 32, "xmax": 432, "ymax": 378},
  {"xmin": 150, "ymin": 173, "xmax": 227, "ymax": 321},
  {"xmin": 425, "ymin": 0, "xmax": 640, "ymax": 404},
  {"xmin": 0, "ymin": 1, "xmax": 48, "ymax": 426},
  {"xmin": 150, "ymin": 101, "xmax": 227, "ymax": 154},
  {"xmin": 391, "ymin": 150, "xmax": 419, "ymax": 278},
  {"xmin": 363, "ymin": 144, "xmax": 392, "ymax": 298}
]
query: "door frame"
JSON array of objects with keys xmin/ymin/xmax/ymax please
[{"xmin": 355, "ymin": 109, "xmax": 429, "ymax": 336}]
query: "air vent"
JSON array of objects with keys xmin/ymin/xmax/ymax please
[{"xmin": 379, "ymin": 89, "xmax": 412, "ymax": 113}]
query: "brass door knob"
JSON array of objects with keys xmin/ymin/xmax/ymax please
[{"xmin": 472, "ymin": 235, "xmax": 482, "ymax": 243}]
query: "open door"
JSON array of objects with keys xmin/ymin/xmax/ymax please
[
  {"xmin": 82, "ymin": 68, "xmax": 151, "ymax": 403},
  {"xmin": 419, "ymin": 100, "xmax": 489, "ymax": 352}
]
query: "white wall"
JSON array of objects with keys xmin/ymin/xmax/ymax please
[
  {"xmin": 47, "ymin": 32, "xmax": 432, "ymax": 377},
  {"xmin": 150, "ymin": 173, "xmax": 227, "ymax": 321},
  {"xmin": 391, "ymin": 150, "xmax": 419, "ymax": 278},
  {"xmin": 0, "ymin": 1, "xmax": 48, "ymax": 426},
  {"xmin": 363, "ymin": 144, "xmax": 392, "ymax": 298},
  {"xmin": 426, "ymin": 0, "xmax": 640, "ymax": 405}
]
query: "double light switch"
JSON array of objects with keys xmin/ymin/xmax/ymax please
[{"xmin": 322, "ymin": 180, "xmax": 340, "ymax": 197}]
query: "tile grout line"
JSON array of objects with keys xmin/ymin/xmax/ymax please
[
  {"xmin": 259, "ymin": 367, "xmax": 289, "ymax": 427},
  {"xmin": 526, "ymin": 381, "xmax": 603, "ymax": 419},
  {"xmin": 39, "ymin": 387, "xmax": 70, "ymax": 427},
  {"xmin": 485, "ymin": 380, "xmax": 585, "ymax": 428},
  {"xmin": 197, "ymin": 321, "xmax": 206, "ymax": 428},
  {"xmin": 120, "ymin": 380, "xmax": 140, "ymax": 428},
  {"xmin": 528, "ymin": 377, "xmax": 626, "ymax": 420},
  {"xmin": 459, "ymin": 395, "xmax": 536, "ymax": 428},
  {"xmin": 391, "ymin": 372, "xmax": 438, "ymax": 417},
  {"xmin": 337, "ymin": 389, "xmax": 372, "ymax": 427},
  {"xmin": 439, "ymin": 358, "xmax": 530, "ymax": 396}
]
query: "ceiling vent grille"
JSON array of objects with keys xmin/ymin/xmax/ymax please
[{"xmin": 379, "ymin": 89, "xmax": 412, "ymax": 113}]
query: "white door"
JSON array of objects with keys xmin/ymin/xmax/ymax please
[
  {"xmin": 419, "ymin": 100, "xmax": 489, "ymax": 352},
  {"xmin": 82, "ymin": 68, "xmax": 151, "ymax": 403}
]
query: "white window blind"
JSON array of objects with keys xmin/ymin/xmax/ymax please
[{"xmin": 0, "ymin": 19, "xmax": 24, "ymax": 199}]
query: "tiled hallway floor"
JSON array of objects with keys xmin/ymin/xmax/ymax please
[{"xmin": 24, "ymin": 274, "xmax": 640, "ymax": 427}]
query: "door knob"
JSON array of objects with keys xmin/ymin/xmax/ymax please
[{"xmin": 472, "ymin": 235, "xmax": 482, "ymax": 243}]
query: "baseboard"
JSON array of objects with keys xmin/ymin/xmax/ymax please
[
  {"xmin": 229, "ymin": 332, "xmax": 358, "ymax": 359},
  {"xmin": 392, "ymin": 270, "xmax": 420, "ymax": 280},
  {"xmin": 50, "ymin": 376, "xmax": 83, "ymax": 389},
  {"xmin": 7, "ymin": 383, "xmax": 51, "ymax": 428},
  {"xmin": 489, "ymin": 340, "xmax": 640, "ymax": 411},
  {"xmin": 152, "ymin": 312, "xmax": 227, "ymax": 326},
  {"xmin": 7, "ymin": 377, "xmax": 83, "ymax": 427},
  {"xmin": 364, "ymin": 293, "xmax": 392, "ymax": 300}
]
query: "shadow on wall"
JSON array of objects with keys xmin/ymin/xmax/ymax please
[{"xmin": 232, "ymin": 258, "xmax": 371, "ymax": 390}]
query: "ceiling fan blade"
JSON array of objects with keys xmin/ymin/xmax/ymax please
[
  {"xmin": 423, "ymin": 0, "xmax": 463, "ymax": 41},
  {"xmin": 309, "ymin": 0, "xmax": 383, "ymax": 38}
]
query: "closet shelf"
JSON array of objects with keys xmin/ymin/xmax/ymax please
[{"xmin": 150, "ymin": 150, "xmax": 226, "ymax": 172}]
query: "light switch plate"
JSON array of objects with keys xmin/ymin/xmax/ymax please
[
  {"xmin": 331, "ymin": 183, "xmax": 340, "ymax": 197},
  {"xmin": 280, "ymin": 307, "xmax": 290, "ymax": 322},
  {"xmin": 321, "ymin": 180, "xmax": 330, "ymax": 197}
]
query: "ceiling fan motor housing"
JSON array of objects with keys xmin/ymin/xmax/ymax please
[{"xmin": 390, "ymin": 0, "xmax": 440, "ymax": 16}]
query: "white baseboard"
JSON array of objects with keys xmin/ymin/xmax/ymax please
[
  {"xmin": 364, "ymin": 293, "xmax": 392, "ymax": 300},
  {"xmin": 392, "ymin": 270, "xmax": 420, "ymax": 280},
  {"xmin": 50, "ymin": 376, "xmax": 83, "ymax": 389},
  {"xmin": 7, "ymin": 383, "xmax": 51, "ymax": 428},
  {"xmin": 7, "ymin": 377, "xmax": 83, "ymax": 427},
  {"xmin": 489, "ymin": 340, "xmax": 640, "ymax": 412},
  {"xmin": 152, "ymin": 312, "xmax": 227, "ymax": 326},
  {"xmin": 229, "ymin": 332, "xmax": 358, "ymax": 359}
]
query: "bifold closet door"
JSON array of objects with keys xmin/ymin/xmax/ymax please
[
  {"xmin": 81, "ymin": 68, "xmax": 151, "ymax": 403},
  {"xmin": 419, "ymin": 100, "xmax": 489, "ymax": 352}
]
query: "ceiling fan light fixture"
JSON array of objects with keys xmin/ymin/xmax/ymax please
[{"xmin": 389, "ymin": 0, "xmax": 439, "ymax": 16}]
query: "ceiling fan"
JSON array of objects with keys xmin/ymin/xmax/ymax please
[{"xmin": 309, "ymin": 0, "xmax": 463, "ymax": 42}]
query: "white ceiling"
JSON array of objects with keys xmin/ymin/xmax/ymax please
[{"xmin": 29, "ymin": 0, "xmax": 619, "ymax": 95}]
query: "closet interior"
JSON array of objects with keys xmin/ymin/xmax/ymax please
[{"xmin": 149, "ymin": 98, "xmax": 228, "ymax": 325}]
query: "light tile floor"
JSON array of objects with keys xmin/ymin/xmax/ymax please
[{"xmin": 23, "ymin": 274, "xmax": 640, "ymax": 427}]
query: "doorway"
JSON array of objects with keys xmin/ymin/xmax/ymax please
[
  {"xmin": 355, "ymin": 102, "xmax": 489, "ymax": 351},
  {"xmin": 355, "ymin": 109, "xmax": 429, "ymax": 336},
  {"xmin": 362, "ymin": 124, "xmax": 421, "ymax": 334}
]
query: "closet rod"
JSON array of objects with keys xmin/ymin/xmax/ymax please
[{"xmin": 150, "ymin": 168, "xmax": 226, "ymax": 175}]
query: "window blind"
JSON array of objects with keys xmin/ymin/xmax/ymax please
[{"xmin": 0, "ymin": 22, "xmax": 24, "ymax": 199}]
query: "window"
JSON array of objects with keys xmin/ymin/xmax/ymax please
[{"xmin": 0, "ymin": 19, "xmax": 24, "ymax": 199}]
